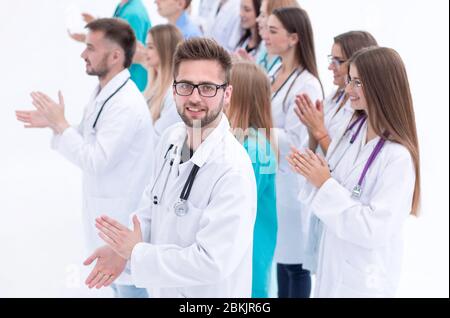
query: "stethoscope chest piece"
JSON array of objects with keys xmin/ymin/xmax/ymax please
[
  {"xmin": 351, "ymin": 184, "xmax": 362, "ymax": 199},
  {"xmin": 174, "ymin": 199, "xmax": 188, "ymax": 217}
]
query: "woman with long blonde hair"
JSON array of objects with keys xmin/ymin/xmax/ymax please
[
  {"xmin": 225, "ymin": 61, "xmax": 277, "ymax": 298},
  {"xmin": 289, "ymin": 47, "xmax": 420, "ymax": 297},
  {"xmin": 143, "ymin": 24, "xmax": 183, "ymax": 141}
]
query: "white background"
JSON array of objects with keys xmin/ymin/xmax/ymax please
[{"xmin": 0, "ymin": 0, "xmax": 448, "ymax": 297}]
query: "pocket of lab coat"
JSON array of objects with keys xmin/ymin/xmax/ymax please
[
  {"xmin": 337, "ymin": 259, "xmax": 386, "ymax": 298},
  {"xmin": 175, "ymin": 201, "xmax": 203, "ymax": 244}
]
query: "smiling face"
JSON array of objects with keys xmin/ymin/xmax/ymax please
[
  {"xmin": 240, "ymin": 0, "xmax": 258, "ymax": 30},
  {"xmin": 329, "ymin": 43, "xmax": 347, "ymax": 87},
  {"xmin": 173, "ymin": 60, "xmax": 232, "ymax": 128},
  {"xmin": 345, "ymin": 64, "xmax": 367, "ymax": 111}
]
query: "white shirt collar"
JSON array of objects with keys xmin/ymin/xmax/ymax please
[
  {"xmin": 166, "ymin": 113, "xmax": 231, "ymax": 168},
  {"xmin": 95, "ymin": 68, "xmax": 131, "ymax": 104}
]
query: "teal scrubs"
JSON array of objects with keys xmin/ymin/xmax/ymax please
[
  {"xmin": 256, "ymin": 44, "xmax": 281, "ymax": 74},
  {"xmin": 243, "ymin": 130, "xmax": 278, "ymax": 298},
  {"xmin": 113, "ymin": 0, "xmax": 151, "ymax": 91}
]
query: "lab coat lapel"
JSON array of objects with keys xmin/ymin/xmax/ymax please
[
  {"xmin": 81, "ymin": 87, "xmax": 102, "ymax": 130},
  {"xmin": 81, "ymin": 69, "xmax": 131, "ymax": 129},
  {"xmin": 95, "ymin": 69, "xmax": 131, "ymax": 103},
  {"xmin": 341, "ymin": 125, "xmax": 381, "ymax": 185},
  {"xmin": 189, "ymin": 114, "xmax": 230, "ymax": 168},
  {"xmin": 164, "ymin": 114, "xmax": 230, "ymax": 193}
]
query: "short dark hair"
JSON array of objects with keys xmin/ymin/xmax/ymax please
[
  {"xmin": 85, "ymin": 18, "xmax": 136, "ymax": 68},
  {"xmin": 173, "ymin": 37, "xmax": 232, "ymax": 83}
]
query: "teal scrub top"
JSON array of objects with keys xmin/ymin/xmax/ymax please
[
  {"xmin": 243, "ymin": 130, "xmax": 278, "ymax": 298},
  {"xmin": 113, "ymin": 0, "xmax": 151, "ymax": 92},
  {"xmin": 256, "ymin": 44, "xmax": 281, "ymax": 74}
]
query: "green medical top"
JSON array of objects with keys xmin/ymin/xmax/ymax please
[
  {"xmin": 113, "ymin": 0, "xmax": 151, "ymax": 92},
  {"xmin": 243, "ymin": 129, "xmax": 278, "ymax": 298}
]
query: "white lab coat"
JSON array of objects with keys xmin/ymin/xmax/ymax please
[
  {"xmin": 298, "ymin": 120, "xmax": 415, "ymax": 297},
  {"xmin": 130, "ymin": 114, "xmax": 257, "ymax": 298},
  {"xmin": 268, "ymin": 64, "xmax": 323, "ymax": 264},
  {"xmin": 297, "ymin": 89, "xmax": 354, "ymax": 271},
  {"xmin": 201, "ymin": 0, "xmax": 243, "ymax": 52},
  {"xmin": 323, "ymin": 90, "xmax": 354, "ymax": 142},
  {"xmin": 51, "ymin": 69, "xmax": 154, "ymax": 285},
  {"xmin": 152, "ymin": 88, "xmax": 182, "ymax": 145}
]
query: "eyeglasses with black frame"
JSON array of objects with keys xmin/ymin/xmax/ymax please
[
  {"xmin": 327, "ymin": 54, "xmax": 347, "ymax": 67},
  {"xmin": 345, "ymin": 75, "xmax": 363, "ymax": 88},
  {"xmin": 173, "ymin": 81, "xmax": 228, "ymax": 98}
]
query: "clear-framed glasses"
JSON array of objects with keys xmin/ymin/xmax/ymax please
[
  {"xmin": 327, "ymin": 54, "xmax": 346, "ymax": 68},
  {"xmin": 345, "ymin": 76, "xmax": 363, "ymax": 88},
  {"xmin": 173, "ymin": 81, "xmax": 228, "ymax": 98}
]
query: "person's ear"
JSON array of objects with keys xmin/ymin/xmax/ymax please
[
  {"xmin": 288, "ymin": 33, "xmax": 299, "ymax": 48},
  {"xmin": 177, "ymin": 0, "xmax": 186, "ymax": 11},
  {"xmin": 224, "ymin": 84, "xmax": 233, "ymax": 105},
  {"xmin": 111, "ymin": 48, "xmax": 123, "ymax": 66}
]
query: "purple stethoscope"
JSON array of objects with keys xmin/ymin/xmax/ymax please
[{"xmin": 330, "ymin": 114, "xmax": 388, "ymax": 199}]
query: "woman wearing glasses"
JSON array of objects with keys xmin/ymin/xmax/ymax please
[
  {"xmin": 288, "ymin": 47, "xmax": 420, "ymax": 297},
  {"xmin": 142, "ymin": 24, "xmax": 184, "ymax": 143},
  {"xmin": 295, "ymin": 31, "xmax": 378, "ymax": 154},
  {"xmin": 292, "ymin": 32, "xmax": 378, "ymax": 275},
  {"xmin": 265, "ymin": 7, "xmax": 323, "ymax": 298}
]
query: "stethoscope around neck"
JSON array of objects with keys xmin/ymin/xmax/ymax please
[
  {"xmin": 92, "ymin": 77, "xmax": 130, "ymax": 129},
  {"xmin": 271, "ymin": 66, "xmax": 305, "ymax": 112},
  {"xmin": 328, "ymin": 114, "xmax": 389, "ymax": 199},
  {"xmin": 150, "ymin": 144, "xmax": 201, "ymax": 217}
]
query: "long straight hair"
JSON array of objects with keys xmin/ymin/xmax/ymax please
[
  {"xmin": 144, "ymin": 24, "xmax": 183, "ymax": 122},
  {"xmin": 333, "ymin": 30, "xmax": 378, "ymax": 106},
  {"xmin": 226, "ymin": 61, "xmax": 277, "ymax": 153},
  {"xmin": 272, "ymin": 7, "xmax": 324, "ymax": 98},
  {"xmin": 237, "ymin": 0, "xmax": 263, "ymax": 49},
  {"xmin": 349, "ymin": 47, "xmax": 421, "ymax": 215}
]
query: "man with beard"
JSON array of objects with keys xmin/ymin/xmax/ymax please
[
  {"xmin": 68, "ymin": 0, "xmax": 152, "ymax": 92},
  {"xmin": 83, "ymin": 38, "xmax": 258, "ymax": 298},
  {"xmin": 15, "ymin": 18, "xmax": 153, "ymax": 298}
]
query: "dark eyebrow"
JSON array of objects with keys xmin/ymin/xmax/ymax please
[
  {"xmin": 269, "ymin": 26, "xmax": 278, "ymax": 31},
  {"xmin": 176, "ymin": 80, "xmax": 222, "ymax": 86}
]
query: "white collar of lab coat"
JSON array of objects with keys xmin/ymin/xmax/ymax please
[
  {"xmin": 95, "ymin": 68, "xmax": 131, "ymax": 104},
  {"xmin": 342, "ymin": 97, "xmax": 354, "ymax": 114},
  {"xmin": 165, "ymin": 113, "xmax": 230, "ymax": 168}
]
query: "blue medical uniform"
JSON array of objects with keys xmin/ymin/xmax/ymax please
[{"xmin": 176, "ymin": 11, "xmax": 202, "ymax": 39}]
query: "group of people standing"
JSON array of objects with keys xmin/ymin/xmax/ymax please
[{"xmin": 15, "ymin": 0, "xmax": 420, "ymax": 298}]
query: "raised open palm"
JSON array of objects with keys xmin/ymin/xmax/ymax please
[{"xmin": 15, "ymin": 110, "xmax": 50, "ymax": 128}]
